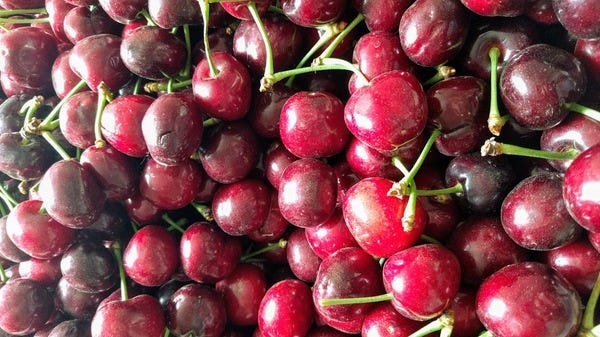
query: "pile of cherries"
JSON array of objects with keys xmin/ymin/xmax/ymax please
[{"xmin": 0, "ymin": 0, "xmax": 599, "ymax": 336}]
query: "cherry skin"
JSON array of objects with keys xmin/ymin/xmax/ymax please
[
  {"xmin": 562, "ymin": 143, "xmax": 600, "ymax": 232},
  {"xmin": 60, "ymin": 240, "xmax": 118, "ymax": 293},
  {"xmin": 97, "ymin": 0, "xmax": 147, "ymax": 24},
  {"xmin": 354, "ymin": 0, "xmax": 414, "ymax": 32},
  {"xmin": 147, "ymin": 0, "xmax": 202, "ymax": 29},
  {"xmin": 58, "ymin": 90, "xmax": 98, "ymax": 150},
  {"xmin": 258, "ymin": 279, "xmax": 315, "ymax": 337},
  {"xmin": 45, "ymin": 0, "xmax": 75, "ymax": 44},
  {"xmin": 47, "ymin": 319, "xmax": 91, "ymax": 337},
  {"xmin": 91, "ymin": 294, "xmax": 166, "ymax": 337},
  {"xmin": 0, "ymin": 216, "xmax": 29, "ymax": 263},
  {"xmin": 476, "ymin": 262, "xmax": 582, "ymax": 337},
  {"xmin": 247, "ymin": 190, "xmax": 290, "ymax": 243},
  {"xmin": 313, "ymin": 247, "xmax": 384, "ymax": 334},
  {"xmin": 0, "ymin": 94, "xmax": 29, "ymax": 135},
  {"xmin": 552, "ymin": 0, "xmax": 600, "ymax": 39},
  {"xmin": 499, "ymin": 43, "xmax": 587, "ymax": 130},
  {"xmin": 0, "ymin": 278, "xmax": 54, "ymax": 335},
  {"xmin": 304, "ymin": 207, "xmax": 359, "ymax": 260},
  {"xmin": 220, "ymin": 0, "xmax": 273, "ymax": 20},
  {"xmin": 278, "ymin": 158, "xmax": 338, "ymax": 228},
  {"xmin": 263, "ymin": 140, "xmax": 299, "ymax": 189},
  {"xmin": 279, "ymin": 90, "xmax": 350, "ymax": 158},
  {"xmin": 344, "ymin": 70, "xmax": 428, "ymax": 153},
  {"xmin": 575, "ymin": 38, "xmax": 600, "ymax": 85},
  {"xmin": 460, "ymin": 0, "xmax": 534, "ymax": 16},
  {"xmin": 63, "ymin": 6, "xmax": 122, "ymax": 44},
  {"xmin": 501, "ymin": 173, "xmax": 581, "ymax": 250},
  {"xmin": 0, "ymin": 132, "xmax": 55, "ymax": 182},
  {"xmin": 247, "ymin": 84, "xmax": 296, "ymax": 139},
  {"xmin": 123, "ymin": 225, "xmax": 179, "ymax": 287},
  {"xmin": 398, "ymin": 0, "xmax": 470, "ymax": 67},
  {"xmin": 445, "ymin": 215, "xmax": 530, "ymax": 285},
  {"xmin": 361, "ymin": 302, "xmax": 426, "ymax": 337},
  {"xmin": 280, "ymin": 0, "xmax": 346, "ymax": 27},
  {"xmin": 142, "ymin": 91, "xmax": 203, "ymax": 166},
  {"xmin": 100, "ymin": 94, "xmax": 153, "ymax": 158},
  {"xmin": 344, "ymin": 136, "xmax": 403, "ymax": 180},
  {"xmin": 18, "ymin": 256, "xmax": 62, "ymax": 286},
  {"xmin": 343, "ymin": 177, "xmax": 427, "ymax": 258},
  {"xmin": 55, "ymin": 277, "xmax": 113, "ymax": 320},
  {"xmin": 165, "ymin": 283, "xmax": 227, "ymax": 337},
  {"xmin": 286, "ymin": 227, "xmax": 322, "ymax": 282},
  {"xmin": 52, "ymin": 50, "xmax": 91, "ymax": 99}
]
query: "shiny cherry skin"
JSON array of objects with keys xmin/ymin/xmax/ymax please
[
  {"xmin": 59, "ymin": 90, "xmax": 99, "ymax": 149},
  {"xmin": 354, "ymin": 0, "xmax": 414, "ymax": 32},
  {"xmin": 63, "ymin": 6, "xmax": 121, "ymax": 44},
  {"xmin": 147, "ymin": 0, "xmax": 201, "ymax": 29},
  {"xmin": 18, "ymin": 256, "xmax": 62, "ymax": 286},
  {"xmin": 98, "ymin": 0, "xmax": 147, "ymax": 24},
  {"xmin": 286, "ymin": 227, "xmax": 322, "ymax": 282},
  {"xmin": 124, "ymin": 191, "xmax": 164, "ymax": 225},
  {"xmin": 344, "ymin": 136, "xmax": 403, "ymax": 180},
  {"xmin": 460, "ymin": 0, "xmax": 534, "ymax": 16},
  {"xmin": 563, "ymin": 143, "xmax": 600, "ymax": 232},
  {"xmin": 0, "ymin": 132, "xmax": 55, "ymax": 182},
  {"xmin": 91, "ymin": 294, "xmax": 166, "ymax": 337},
  {"xmin": 304, "ymin": 207, "xmax": 359, "ymax": 260},
  {"xmin": 220, "ymin": 0, "xmax": 272, "ymax": 20},
  {"xmin": 258, "ymin": 278, "xmax": 314, "ymax": 337},
  {"xmin": 0, "ymin": 215, "xmax": 29, "ymax": 263},
  {"xmin": 552, "ymin": 0, "xmax": 600, "ymax": 39},
  {"xmin": 60, "ymin": 240, "xmax": 118, "ymax": 293},
  {"xmin": 47, "ymin": 319, "xmax": 91, "ymax": 337},
  {"xmin": 247, "ymin": 84, "xmax": 296, "ymax": 139},
  {"xmin": 280, "ymin": 0, "xmax": 346, "ymax": 27},
  {"xmin": 575, "ymin": 38, "xmax": 600, "ymax": 85},
  {"xmin": 55, "ymin": 277, "xmax": 113, "ymax": 320},
  {"xmin": 263, "ymin": 140, "xmax": 299, "ymax": 189},
  {"xmin": 0, "ymin": 278, "xmax": 54, "ymax": 335},
  {"xmin": 343, "ymin": 177, "xmax": 427, "ymax": 258},
  {"xmin": 476, "ymin": 262, "xmax": 582, "ymax": 337},
  {"xmin": 52, "ymin": 50, "xmax": 91, "ymax": 99},
  {"xmin": 361, "ymin": 302, "xmax": 426, "ymax": 337},
  {"xmin": 247, "ymin": 190, "xmax": 290, "ymax": 243}
]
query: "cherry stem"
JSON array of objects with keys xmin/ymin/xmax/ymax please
[
  {"xmin": 392, "ymin": 130, "xmax": 441, "ymax": 196},
  {"xmin": 401, "ymin": 181, "xmax": 417, "ymax": 231},
  {"xmin": 391, "ymin": 157, "xmax": 410, "ymax": 177},
  {"xmin": 408, "ymin": 310, "xmax": 454, "ymax": 337},
  {"xmin": 565, "ymin": 102, "xmax": 600, "ymax": 123},
  {"xmin": 0, "ymin": 16, "xmax": 49, "ymax": 23},
  {"xmin": 261, "ymin": 57, "xmax": 367, "ymax": 92},
  {"xmin": 422, "ymin": 65, "xmax": 456, "ymax": 87},
  {"xmin": 0, "ymin": 7, "xmax": 47, "ymax": 17},
  {"xmin": 0, "ymin": 200, "xmax": 7, "ymax": 216},
  {"xmin": 199, "ymin": 0, "xmax": 218, "ymax": 77},
  {"xmin": 41, "ymin": 130, "xmax": 72, "ymax": 161},
  {"xmin": 478, "ymin": 331, "xmax": 494, "ymax": 337},
  {"xmin": 138, "ymin": 8, "xmax": 157, "ymax": 26},
  {"xmin": 202, "ymin": 117, "xmax": 220, "ymax": 128},
  {"xmin": 163, "ymin": 327, "xmax": 171, "ymax": 337},
  {"xmin": 19, "ymin": 95, "xmax": 44, "ymax": 122},
  {"xmin": 247, "ymin": 1, "xmax": 275, "ymax": 79},
  {"xmin": 480, "ymin": 137, "xmax": 580, "ymax": 160},
  {"xmin": 315, "ymin": 13, "xmax": 364, "ymax": 61},
  {"xmin": 241, "ymin": 238, "xmax": 287, "ymax": 262},
  {"xmin": 190, "ymin": 201, "xmax": 214, "ymax": 221},
  {"xmin": 487, "ymin": 46, "xmax": 509, "ymax": 136},
  {"xmin": 111, "ymin": 241, "xmax": 129, "ymax": 301},
  {"xmin": 319, "ymin": 292, "xmax": 393, "ymax": 306},
  {"xmin": 94, "ymin": 82, "xmax": 112, "ymax": 148},
  {"xmin": 420, "ymin": 234, "xmax": 442, "ymax": 245},
  {"xmin": 161, "ymin": 213, "xmax": 186, "ymax": 234},
  {"xmin": 145, "ymin": 79, "xmax": 192, "ymax": 93},
  {"xmin": 0, "ymin": 183, "xmax": 17, "ymax": 211},
  {"xmin": 415, "ymin": 183, "xmax": 464, "ymax": 197},
  {"xmin": 583, "ymin": 272, "xmax": 600, "ymax": 330},
  {"xmin": 180, "ymin": 24, "xmax": 192, "ymax": 78},
  {"xmin": 39, "ymin": 79, "xmax": 87, "ymax": 130}
]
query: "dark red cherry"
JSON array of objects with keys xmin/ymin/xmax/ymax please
[
  {"xmin": 562, "ymin": 143, "xmax": 600, "ymax": 232},
  {"xmin": 355, "ymin": 0, "xmax": 414, "ymax": 32},
  {"xmin": 141, "ymin": 91, "xmax": 203, "ymax": 166},
  {"xmin": 38, "ymin": 159, "xmax": 106, "ymax": 228},
  {"xmin": 0, "ymin": 132, "xmax": 55, "ymax": 181},
  {"xmin": 247, "ymin": 84, "xmax": 296, "ymax": 139},
  {"xmin": 286, "ymin": 228, "xmax": 322, "ymax": 282},
  {"xmin": 247, "ymin": 189, "xmax": 290, "ymax": 243},
  {"xmin": 278, "ymin": 158, "xmax": 338, "ymax": 228},
  {"xmin": 123, "ymin": 225, "xmax": 179, "ymax": 287},
  {"xmin": 499, "ymin": 43, "xmax": 587, "ymax": 130},
  {"xmin": 6, "ymin": 199, "xmax": 74, "ymax": 259},
  {"xmin": 0, "ymin": 278, "xmax": 54, "ymax": 335},
  {"xmin": 47, "ymin": 319, "xmax": 91, "ymax": 337},
  {"xmin": 91, "ymin": 294, "xmax": 166, "ymax": 337},
  {"xmin": 361, "ymin": 302, "xmax": 426, "ymax": 337},
  {"xmin": 313, "ymin": 247, "xmax": 384, "ymax": 334},
  {"xmin": 343, "ymin": 177, "xmax": 427, "ymax": 258},
  {"xmin": 501, "ymin": 173, "xmax": 581, "ymax": 250},
  {"xmin": 476, "ymin": 262, "xmax": 582, "ymax": 337},
  {"xmin": 98, "ymin": 0, "xmax": 147, "ymax": 24},
  {"xmin": 147, "ymin": 0, "xmax": 201, "ymax": 29},
  {"xmin": 263, "ymin": 140, "xmax": 299, "ymax": 189},
  {"xmin": 100, "ymin": 94, "xmax": 153, "ymax": 158},
  {"xmin": 192, "ymin": 51, "xmax": 252, "ymax": 121},
  {"xmin": 398, "ymin": 0, "xmax": 470, "ymax": 67},
  {"xmin": 60, "ymin": 240, "xmax": 118, "ymax": 293},
  {"xmin": 55, "ymin": 277, "xmax": 113, "ymax": 320},
  {"xmin": 69, "ymin": 34, "xmax": 132, "ymax": 92},
  {"xmin": 279, "ymin": 91, "xmax": 350, "ymax": 158},
  {"xmin": 575, "ymin": 38, "xmax": 600, "ymax": 85},
  {"xmin": 460, "ymin": 0, "xmax": 533, "ymax": 16},
  {"xmin": 124, "ymin": 191, "xmax": 164, "ymax": 225},
  {"xmin": 0, "ymin": 216, "xmax": 29, "ymax": 263},
  {"xmin": 344, "ymin": 136, "xmax": 403, "ymax": 180},
  {"xmin": 344, "ymin": 70, "xmax": 428, "ymax": 153},
  {"xmin": 552, "ymin": 0, "xmax": 600, "ymax": 39},
  {"xmin": 0, "ymin": 94, "xmax": 29, "ymax": 135},
  {"xmin": 58, "ymin": 90, "xmax": 97, "ymax": 149},
  {"xmin": 121, "ymin": 25, "xmax": 187, "ymax": 81},
  {"xmin": 180, "ymin": 221, "xmax": 242, "ymax": 283},
  {"xmin": 446, "ymin": 216, "xmax": 529, "ymax": 285},
  {"xmin": 139, "ymin": 158, "xmax": 203, "ymax": 210},
  {"xmin": 63, "ymin": 6, "xmax": 122, "ymax": 44},
  {"xmin": 80, "ymin": 145, "xmax": 139, "ymax": 201},
  {"xmin": 258, "ymin": 279, "xmax": 315, "ymax": 337},
  {"xmin": 280, "ymin": 0, "xmax": 347, "ymax": 27},
  {"xmin": 18, "ymin": 256, "xmax": 62, "ymax": 286},
  {"xmin": 52, "ymin": 50, "xmax": 91, "ymax": 99},
  {"xmin": 220, "ymin": 0, "xmax": 273, "ymax": 20}
]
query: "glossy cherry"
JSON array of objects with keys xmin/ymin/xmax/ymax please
[
  {"xmin": 552, "ymin": 0, "xmax": 600, "ymax": 39},
  {"xmin": 63, "ymin": 6, "xmax": 122, "ymax": 44},
  {"xmin": 355, "ymin": 0, "xmax": 414, "ymax": 32},
  {"xmin": 60, "ymin": 240, "xmax": 118, "ymax": 293},
  {"xmin": 91, "ymin": 293, "xmax": 166, "ymax": 337},
  {"xmin": 147, "ymin": 0, "xmax": 201, "ymax": 28},
  {"xmin": 258, "ymin": 279, "xmax": 315, "ymax": 337},
  {"xmin": 0, "ymin": 132, "xmax": 55, "ymax": 182},
  {"xmin": 304, "ymin": 207, "xmax": 359, "ymax": 260},
  {"xmin": 0, "ymin": 278, "xmax": 54, "ymax": 335},
  {"xmin": 460, "ymin": 0, "xmax": 533, "ymax": 16},
  {"xmin": 280, "ymin": 0, "xmax": 346, "ymax": 27},
  {"xmin": 58, "ymin": 90, "xmax": 98, "ymax": 150}
]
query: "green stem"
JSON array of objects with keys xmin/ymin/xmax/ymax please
[
  {"xmin": 0, "ymin": 7, "xmax": 47, "ymax": 17},
  {"xmin": 480, "ymin": 137, "xmax": 580, "ymax": 160},
  {"xmin": 19, "ymin": 95, "xmax": 44, "ymax": 119},
  {"xmin": 0, "ymin": 184, "xmax": 17, "ymax": 209},
  {"xmin": 190, "ymin": 201, "xmax": 214, "ymax": 221},
  {"xmin": 248, "ymin": 1, "xmax": 274, "ymax": 78},
  {"xmin": 241, "ymin": 239, "xmax": 287, "ymax": 262},
  {"xmin": 400, "ymin": 129, "xmax": 441, "ymax": 188},
  {"xmin": 111, "ymin": 241, "xmax": 129, "ymax": 301},
  {"xmin": 180, "ymin": 24, "xmax": 192, "ymax": 78},
  {"xmin": 422, "ymin": 65, "xmax": 456, "ymax": 87},
  {"xmin": 583, "ymin": 272, "xmax": 600, "ymax": 329},
  {"xmin": 391, "ymin": 156, "xmax": 410, "ymax": 177},
  {"xmin": 565, "ymin": 102, "xmax": 600, "ymax": 123},
  {"xmin": 0, "ymin": 17, "xmax": 49, "ymax": 23},
  {"xmin": 319, "ymin": 292, "xmax": 393, "ymax": 306},
  {"xmin": 419, "ymin": 234, "xmax": 442, "ymax": 245},
  {"xmin": 163, "ymin": 327, "xmax": 170, "ymax": 337},
  {"xmin": 0, "ymin": 263, "xmax": 6, "ymax": 284},
  {"xmin": 487, "ymin": 47, "xmax": 508, "ymax": 136},
  {"xmin": 41, "ymin": 130, "xmax": 72, "ymax": 161},
  {"xmin": 161, "ymin": 214, "xmax": 186, "ymax": 234},
  {"xmin": 94, "ymin": 83, "xmax": 112, "ymax": 147},
  {"xmin": 478, "ymin": 331, "xmax": 494, "ymax": 337},
  {"xmin": 0, "ymin": 200, "xmax": 7, "ymax": 217},
  {"xmin": 316, "ymin": 13, "xmax": 365, "ymax": 60},
  {"xmin": 416, "ymin": 183, "xmax": 464, "ymax": 197},
  {"xmin": 199, "ymin": 0, "xmax": 218, "ymax": 77},
  {"xmin": 39, "ymin": 79, "xmax": 87, "ymax": 130},
  {"xmin": 132, "ymin": 77, "xmax": 143, "ymax": 95},
  {"xmin": 401, "ymin": 179, "xmax": 418, "ymax": 232},
  {"xmin": 144, "ymin": 79, "xmax": 192, "ymax": 93}
]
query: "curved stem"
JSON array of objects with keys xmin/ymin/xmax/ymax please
[
  {"xmin": 161, "ymin": 213, "xmax": 186, "ymax": 234},
  {"xmin": 408, "ymin": 310, "xmax": 454, "ymax": 337},
  {"xmin": 248, "ymin": 1, "xmax": 274, "ymax": 78},
  {"xmin": 190, "ymin": 201, "xmax": 213, "ymax": 221},
  {"xmin": 0, "ymin": 263, "xmax": 6, "ymax": 284},
  {"xmin": 41, "ymin": 130, "xmax": 72, "ymax": 161},
  {"xmin": 180, "ymin": 24, "xmax": 192, "ymax": 78},
  {"xmin": 480, "ymin": 137, "xmax": 580, "ymax": 160},
  {"xmin": 565, "ymin": 102, "xmax": 600, "ymax": 123},
  {"xmin": 391, "ymin": 156, "xmax": 410, "ymax": 177},
  {"xmin": 261, "ymin": 61, "xmax": 364, "ymax": 91},
  {"xmin": 416, "ymin": 183, "xmax": 464, "ymax": 197},
  {"xmin": 422, "ymin": 65, "xmax": 456, "ymax": 87},
  {"xmin": 0, "ymin": 184, "xmax": 17, "ymax": 210},
  {"xmin": 0, "ymin": 7, "xmax": 47, "ymax": 17},
  {"xmin": 583, "ymin": 272, "xmax": 600, "ymax": 329},
  {"xmin": 94, "ymin": 83, "xmax": 112, "ymax": 148},
  {"xmin": 419, "ymin": 234, "xmax": 442, "ymax": 245},
  {"xmin": 241, "ymin": 238, "xmax": 287, "ymax": 262},
  {"xmin": 199, "ymin": 0, "xmax": 218, "ymax": 77},
  {"xmin": 144, "ymin": 79, "xmax": 192, "ymax": 93},
  {"xmin": 400, "ymin": 129, "xmax": 441, "ymax": 188},
  {"xmin": 487, "ymin": 47, "xmax": 508, "ymax": 136},
  {"xmin": 111, "ymin": 241, "xmax": 129, "ymax": 301},
  {"xmin": 319, "ymin": 292, "xmax": 393, "ymax": 306},
  {"xmin": 316, "ymin": 13, "xmax": 364, "ymax": 60},
  {"xmin": 39, "ymin": 79, "xmax": 87, "ymax": 130}
]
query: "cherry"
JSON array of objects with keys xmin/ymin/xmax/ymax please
[
  {"xmin": 141, "ymin": 91, "xmax": 203, "ymax": 166},
  {"xmin": 354, "ymin": 0, "xmax": 413, "ymax": 32},
  {"xmin": 460, "ymin": 0, "xmax": 533, "ymax": 16},
  {"xmin": 286, "ymin": 227, "xmax": 322, "ymax": 282},
  {"xmin": 219, "ymin": 0, "xmax": 272, "ymax": 21},
  {"xmin": 138, "ymin": 158, "xmax": 202, "ymax": 210},
  {"xmin": 278, "ymin": 158, "xmax": 338, "ymax": 228},
  {"xmin": 344, "ymin": 136, "xmax": 403, "ymax": 180},
  {"xmin": 0, "ymin": 94, "xmax": 29, "ymax": 135},
  {"xmin": 344, "ymin": 70, "xmax": 428, "ymax": 153},
  {"xmin": 18, "ymin": 256, "xmax": 61, "ymax": 286},
  {"xmin": 55, "ymin": 277, "xmax": 113, "ymax": 320},
  {"xmin": 179, "ymin": 221, "xmax": 242, "ymax": 283},
  {"xmin": 6, "ymin": 199, "xmax": 74, "ymax": 260},
  {"xmin": 247, "ymin": 83, "xmax": 296, "ymax": 139},
  {"xmin": 165, "ymin": 283, "xmax": 227, "ymax": 337},
  {"xmin": 45, "ymin": 0, "xmax": 75, "ymax": 44},
  {"xmin": 575, "ymin": 38, "xmax": 600, "ymax": 85},
  {"xmin": 38, "ymin": 159, "xmax": 106, "ymax": 228},
  {"xmin": 447, "ymin": 287, "xmax": 484, "ymax": 337},
  {"xmin": 100, "ymin": 93, "xmax": 153, "ymax": 158},
  {"xmin": 51, "ymin": 50, "xmax": 90, "ymax": 99},
  {"xmin": 258, "ymin": 278, "xmax": 315, "ymax": 337},
  {"xmin": 398, "ymin": 0, "xmax": 470, "ymax": 67},
  {"xmin": 124, "ymin": 191, "xmax": 164, "ymax": 226},
  {"xmin": 552, "ymin": 0, "xmax": 600, "ymax": 39},
  {"xmin": 147, "ymin": 0, "xmax": 201, "ymax": 29},
  {"xmin": 60, "ymin": 240, "xmax": 118, "ymax": 293},
  {"xmin": 476, "ymin": 261, "xmax": 582, "ymax": 337},
  {"xmin": 279, "ymin": 90, "xmax": 350, "ymax": 158},
  {"xmin": 361, "ymin": 302, "xmax": 427, "ymax": 337},
  {"xmin": 304, "ymin": 207, "xmax": 359, "ymax": 260},
  {"xmin": 198, "ymin": 121, "xmax": 260, "ymax": 184},
  {"xmin": 280, "ymin": 0, "xmax": 347, "ymax": 27},
  {"xmin": 312, "ymin": 247, "xmax": 384, "ymax": 334},
  {"xmin": 97, "ymin": 0, "xmax": 147, "ymax": 24},
  {"xmin": 63, "ymin": 6, "xmax": 122, "ymax": 44},
  {"xmin": 499, "ymin": 43, "xmax": 587, "ymax": 130},
  {"xmin": 91, "ymin": 293, "xmax": 166, "ymax": 337},
  {"xmin": 445, "ymin": 215, "xmax": 529, "ymax": 285},
  {"xmin": 263, "ymin": 140, "xmax": 299, "ymax": 189},
  {"xmin": 215, "ymin": 262, "xmax": 267, "ymax": 327},
  {"xmin": 123, "ymin": 224, "xmax": 179, "ymax": 287},
  {"xmin": 69, "ymin": 34, "xmax": 132, "ymax": 92},
  {"xmin": 0, "ymin": 132, "xmax": 55, "ymax": 181},
  {"xmin": 58, "ymin": 90, "xmax": 98, "ymax": 150},
  {"xmin": 192, "ymin": 51, "xmax": 253, "ymax": 121},
  {"xmin": 0, "ymin": 278, "xmax": 54, "ymax": 335},
  {"xmin": 501, "ymin": 172, "xmax": 582, "ymax": 250},
  {"xmin": 0, "ymin": 216, "xmax": 29, "ymax": 263},
  {"xmin": 562, "ymin": 143, "xmax": 600, "ymax": 232},
  {"xmin": 47, "ymin": 319, "xmax": 91, "ymax": 337}
]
